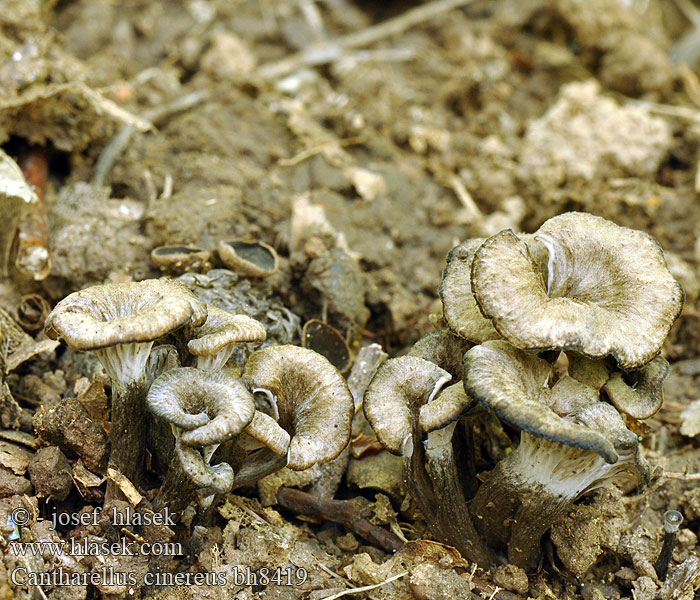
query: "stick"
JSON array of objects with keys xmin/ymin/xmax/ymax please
[
  {"xmin": 93, "ymin": 90, "xmax": 210, "ymax": 188},
  {"xmin": 319, "ymin": 570, "xmax": 408, "ymax": 600},
  {"xmin": 258, "ymin": 0, "xmax": 477, "ymax": 80},
  {"xmin": 276, "ymin": 486, "xmax": 404, "ymax": 553}
]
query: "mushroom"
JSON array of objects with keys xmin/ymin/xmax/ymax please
[
  {"xmin": 218, "ymin": 240, "xmax": 279, "ymax": 278},
  {"xmin": 242, "ymin": 345, "xmax": 353, "ymax": 471},
  {"xmin": 187, "ymin": 306, "xmax": 267, "ymax": 371},
  {"xmin": 151, "ymin": 245, "xmax": 211, "ymax": 275},
  {"xmin": 470, "ymin": 213, "xmax": 683, "ymax": 370},
  {"xmin": 146, "ymin": 367, "xmax": 256, "ymax": 510},
  {"xmin": 364, "ymin": 356, "xmax": 496, "ymax": 566},
  {"xmin": 464, "ymin": 340, "xmax": 648, "ymax": 570},
  {"xmin": 602, "ymin": 355, "xmax": 669, "ymax": 420},
  {"xmin": 44, "ymin": 279, "xmax": 207, "ymax": 490}
]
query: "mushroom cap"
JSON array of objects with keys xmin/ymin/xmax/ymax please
[
  {"xmin": 440, "ymin": 238, "xmax": 499, "ymax": 343},
  {"xmin": 407, "ymin": 328, "xmax": 473, "ymax": 381},
  {"xmin": 45, "ymin": 279, "xmax": 208, "ymax": 351},
  {"xmin": 603, "ymin": 355, "xmax": 669, "ymax": 420},
  {"xmin": 218, "ymin": 240, "xmax": 279, "ymax": 278},
  {"xmin": 471, "ymin": 213, "xmax": 684, "ymax": 370},
  {"xmin": 187, "ymin": 306, "xmax": 266, "ymax": 357},
  {"xmin": 242, "ymin": 345, "xmax": 354, "ymax": 470},
  {"xmin": 151, "ymin": 245, "xmax": 210, "ymax": 273},
  {"xmin": 463, "ymin": 340, "xmax": 618, "ymax": 463},
  {"xmin": 419, "ymin": 382, "xmax": 475, "ymax": 433},
  {"xmin": 441, "ymin": 235, "xmax": 549, "ymax": 344},
  {"xmin": 363, "ymin": 356, "xmax": 451, "ymax": 455},
  {"xmin": 147, "ymin": 367, "xmax": 255, "ymax": 447}
]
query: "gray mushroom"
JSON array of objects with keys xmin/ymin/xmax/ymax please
[
  {"xmin": 364, "ymin": 356, "xmax": 496, "ymax": 566},
  {"xmin": 470, "ymin": 213, "xmax": 683, "ymax": 370},
  {"xmin": 464, "ymin": 340, "xmax": 648, "ymax": 570},
  {"xmin": 603, "ymin": 355, "xmax": 670, "ymax": 420},
  {"xmin": 146, "ymin": 367, "xmax": 256, "ymax": 510},
  {"xmin": 218, "ymin": 240, "xmax": 279, "ymax": 278},
  {"xmin": 242, "ymin": 345, "xmax": 353, "ymax": 470},
  {"xmin": 151, "ymin": 245, "xmax": 211, "ymax": 275},
  {"xmin": 44, "ymin": 279, "xmax": 207, "ymax": 491},
  {"xmin": 187, "ymin": 306, "xmax": 267, "ymax": 371}
]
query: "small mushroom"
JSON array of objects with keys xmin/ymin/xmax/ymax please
[
  {"xmin": 364, "ymin": 356, "xmax": 496, "ymax": 566},
  {"xmin": 187, "ymin": 306, "xmax": 266, "ymax": 371},
  {"xmin": 146, "ymin": 367, "xmax": 256, "ymax": 510},
  {"xmin": 151, "ymin": 245, "xmax": 211, "ymax": 274},
  {"xmin": 218, "ymin": 240, "xmax": 279, "ymax": 278},
  {"xmin": 464, "ymin": 340, "xmax": 648, "ymax": 570},
  {"xmin": 44, "ymin": 279, "xmax": 207, "ymax": 491},
  {"xmin": 242, "ymin": 345, "xmax": 353, "ymax": 471},
  {"xmin": 301, "ymin": 319, "xmax": 351, "ymax": 373},
  {"xmin": 470, "ymin": 213, "xmax": 683, "ymax": 370},
  {"xmin": 603, "ymin": 355, "xmax": 669, "ymax": 420}
]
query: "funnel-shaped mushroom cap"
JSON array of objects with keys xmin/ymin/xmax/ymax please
[
  {"xmin": 151, "ymin": 245, "xmax": 210, "ymax": 272},
  {"xmin": 440, "ymin": 239, "xmax": 499, "ymax": 343},
  {"xmin": 147, "ymin": 367, "xmax": 255, "ymax": 447},
  {"xmin": 471, "ymin": 213, "xmax": 684, "ymax": 370},
  {"xmin": 242, "ymin": 345, "xmax": 354, "ymax": 470},
  {"xmin": 463, "ymin": 341, "xmax": 618, "ymax": 463},
  {"xmin": 603, "ymin": 355, "xmax": 669, "ymax": 420},
  {"xmin": 45, "ymin": 279, "xmax": 208, "ymax": 351},
  {"xmin": 364, "ymin": 356, "xmax": 451, "ymax": 455},
  {"xmin": 419, "ymin": 382, "xmax": 475, "ymax": 433},
  {"xmin": 187, "ymin": 306, "xmax": 266, "ymax": 371},
  {"xmin": 218, "ymin": 240, "xmax": 279, "ymax": 278}
]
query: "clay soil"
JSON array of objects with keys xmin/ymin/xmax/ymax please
[{"xmin": 1, "ymin": 1, "xmax": 700, "ymax": 599}]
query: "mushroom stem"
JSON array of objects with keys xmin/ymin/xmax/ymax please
[
  {"xmin": 471, "ymin": 432, "xmax": 635, "ymax": 571},
  {"xmin": 153, "ymin": 452, "xmax": 197, "ymax": 513},
  {"xmin": 423, "ymin": 422, "xmax": 498, "ymax": 567},
  {"xmin": 105, "ymin": 378, "xmax": 148, "ymax": 503}
]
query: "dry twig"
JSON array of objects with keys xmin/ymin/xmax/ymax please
[
  {"xmin": 257, "ymin": 0, "xmax": 477, "ymax": 80},
  {"xmin": 276, "ymin": 487, "xmax": 404, "ymax": 553}
]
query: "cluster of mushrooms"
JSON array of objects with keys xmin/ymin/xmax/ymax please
[
  {"xmin": 44, "ymin": 278, "xmax": 354, "ymax": 511},
  {"xmin": 364, "ymin": 212, "xmax": 684, "ymax": 571}
]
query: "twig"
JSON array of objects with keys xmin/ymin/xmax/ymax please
[
  {"xmin": 276, "ymin": 487, "xmax": 404, "ymax": 553},
  {"xmin": 319, "ymin": 570, "xmax": 408, "ymax": 600},
  {"xmin": 93, "ymin": 90, "xmax": 210, "ymax": 188},
  {"xmin": 258, "ymin": 0, "xmax": 477, "ymax": 80},
  {"xmin": 629, "ymin": 99, "xmax": 700, "ymax": 125},
  {"xmin": 662, "ymin": 471, "xmax": 700, "ymax": 481}
]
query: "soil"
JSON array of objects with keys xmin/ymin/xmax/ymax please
[{"xmin": 1, "ymin": 0, "xmax": 700, "ymax": 599}]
